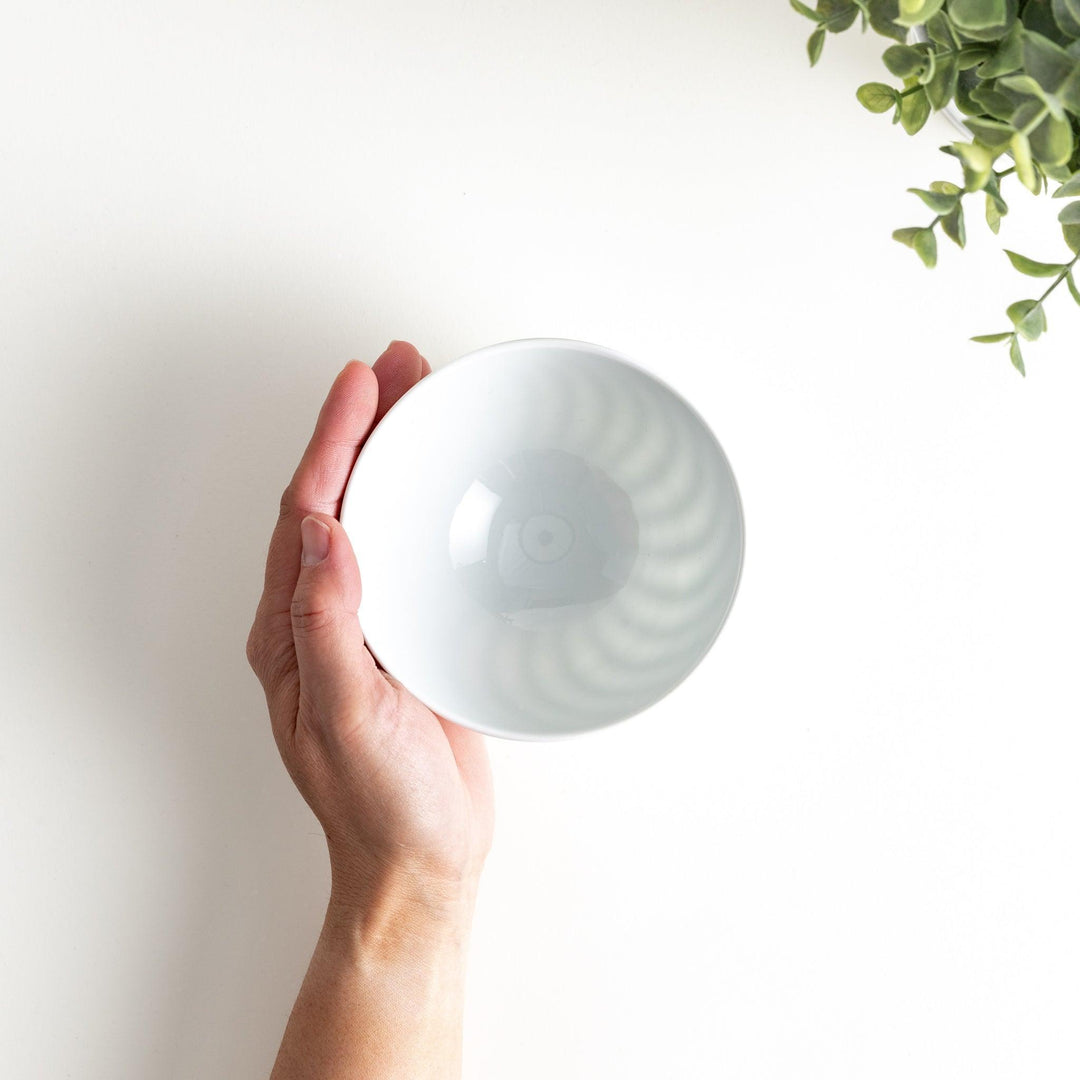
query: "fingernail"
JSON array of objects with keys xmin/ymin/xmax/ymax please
[{"xmin": 300, "ymin": 516, "xmax": 331, "ymax": 566}]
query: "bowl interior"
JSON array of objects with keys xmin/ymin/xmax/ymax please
[{"xmin": 340, "ymin": 339, "xmax": 744, "ymax": 739}]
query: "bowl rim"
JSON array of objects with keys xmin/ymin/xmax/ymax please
[{"xmin": 339, "ymin": 336, "xmax": 747, "ymax": 741}]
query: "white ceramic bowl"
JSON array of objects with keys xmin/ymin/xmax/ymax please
[{"xmin": 340, "ymin": 338, "xmax": 745, "ymax": 739}]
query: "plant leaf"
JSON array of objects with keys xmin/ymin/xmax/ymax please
[
  {"xmin": 913, "ymin": 227, "xmax": 938, "ymax": 267},
  {"xmin": 1052, "ymin": 172, "xmax": 1080, "ymax": 198},
  {"xmin": 971, "ymin": 332, "xmax": 1013, "ymax": 342},
  {"xmin": 1068, "ymin": 271, "xmax": 1080, "ymax": 305},
  {"xmin": 1064, "ymin": 224, "xmax": 1080, "ymax": 254},
  {"xmin": 1058, "ymin": 201, "xmax": 1080, "ymax": 224},
  {"xmin": 883, "ymin": 43, "xmax": 926, "ymax": 77},
  {"xmin": 790, "ymin": 0, "xmax": 823, "ymax": 19},
  {"xmin": 977, "ymin": 23, "xmax": 1023, "ymax": 77},
  {"xmin": 900, "ymin": 86, "xmax": 932, "ymax": 133},
  {"xmin": 858, "ymin": 82, "xmax": 900, "ymax": 112},
  {"xmin": 1022, "ymin": 30, "xmax": 1076, "ymax": 94},
  {"xmin": 893, "ymin": 226, "xmax": 925, "ymax": 247},
  {"xmin": 867, "ymin": 0, "xmax": 910, "ymax": 41},
  {"xmin": 908, "ymin": 186, "xmax": 959, "ymax": 212},
  {"xmin": 962, "ymin": 116, "xmax": 1015, "ymax": 150},
  {"xmin": 925, "ymin": 53, "xmax": 959, "ymax": 110},
  {"xmin": 1052, "ymin": 0, "xmax": 1080, "ymax": 37},
  {"xmin": 969, "ymin": 81, "xmax": 1019, "ymax": 119},
  {"xmin": 1004, "ymin": 250, "xmax": 1068, "ymax": 276},
  {"xmin": 986, "ymin": 192, "xmax": 1003, "ymax": 232},
  {"xmin": 999, "ymin": 73, "xmax": 1055, "ymax": 106},
  {"xmin": 1029, "ymin": 113, "xmax": 1074, "ymax": 168},
  {"xmin": 984, "ymin": 172, "xmax": 1009, "ymax": 212},
  {"xmin": 1024, "ymin": 0, "xmax": 1070, "ymax": 38},
  {"xmin": 953, "ymin": 140, "xmax": 995, "ymax": 190},
  {"xmin": 925, "ymin": 9, "xmax": 959, "ymax": 44},
  {"xmin": 820, "ymin": 0, "xmax": 861, "ymax": 31},
  {"xmin": 1009, "ymin": 336, "xmax": 1026, "ymax": 376},
  {"xmin": 808, "ymin": 27, "xmax": 826, "ymax": 65},
  {"xmin": 942, "ymin": 203, "xmax": 966, "ymax": 247},
  {"xmin": 893, "ymin": 226, "xmax": 938, "ymax": 265},
  {"xmin": 895, "ymin": 0, "xmax": 945, "ymax": 28},
  {"xmin": 1011, "ymin": 131, "xmax": 1038, "ymax": 193},
  {"xmin": 948, "ymin": 0, "xmax": 1006, "ymax": 30},
  {"xmin": 1007, "ymin": 299, "xmax": 1037, "ymax": 325},
  {"xmin": 957, "ymin": 46, "xmax": 993, "ymax": 70},
  {"xmin": 1021, "ymin": 307, "xmax": 1046, "ymax": 341},
  {"xmin": 1008, "ymin": 299, "xmax": 1047, "ymax": 340}
]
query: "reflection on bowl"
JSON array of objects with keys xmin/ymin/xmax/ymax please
[{"xmin": 449, "ymin": 448, "xmax": 639, "ymax": 630}]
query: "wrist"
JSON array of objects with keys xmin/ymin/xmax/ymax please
[
  {"xmin": 324, "ymin": 858, "xmax": 480, "ymax": 967},
  {"xmin": 277, "ymin": 864, "xmax": 475, "ymax": 1080}
]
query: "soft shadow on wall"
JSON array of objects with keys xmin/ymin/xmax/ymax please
[{"xmin": 50, "ymin": 256, "xmax": 444, "ymax": 1079}]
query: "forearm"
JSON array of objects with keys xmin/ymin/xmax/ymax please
[{"xmin": 270, "ymin": 877, "xmax": 477, "ymax": 1080}]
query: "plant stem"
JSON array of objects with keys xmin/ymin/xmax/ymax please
[
  {"xmin": 1038, "ymin": 253, "xmax": 1080, "ymax": 304},
  {"xmin": 1018, "ymin": 106, "xmax": 1050, "ymax": 139}
]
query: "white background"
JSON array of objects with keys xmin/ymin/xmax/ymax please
[{"xmin": 3, "ymin": 2, "xmax": 1080, "ymax": 1077}]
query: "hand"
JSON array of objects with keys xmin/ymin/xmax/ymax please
[{"xmin": 246, "ymin": 341, "xmax": 495, "ymax": 932}]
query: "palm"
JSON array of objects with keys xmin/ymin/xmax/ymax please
[
  {"xmin": 314, "ymin": 675, "xmax": 494, "ymax": 880},
  {"xmin": 248, "ymin": 341, "xmax": 493, "ymax": 889}
]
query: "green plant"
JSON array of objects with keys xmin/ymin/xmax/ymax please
[{"xmin": 791, "ymin": 0, "xmax": 1080, "ymax": 375}]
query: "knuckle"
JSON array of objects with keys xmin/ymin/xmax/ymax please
[
  {"xmin": 290, "ymin": 594, "xmax": 337, "ymax": 637},
  {"xmin": 246, "ymin": 616, "xmax": 296, "ymax": 685},
  {"xmin": 278, "ymin": 483, "xmax": 297, "ymax": 519},
  {"xmin": 245, "ymin": 624, "xmax": 261, "ymax": 673}
]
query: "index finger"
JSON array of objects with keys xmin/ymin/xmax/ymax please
[
  {"xmin": 256, "ymin": 358, "xmax": 381, "ymax": 625},
  {"xmin": 253, "ymin": 340, "xmax": 430, "ymax": 628}
]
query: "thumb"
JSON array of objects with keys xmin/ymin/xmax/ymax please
[{"xmin": 291, "ymin": 513, "xmax": 381, "ymax": 719}]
